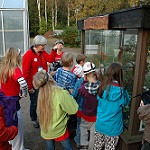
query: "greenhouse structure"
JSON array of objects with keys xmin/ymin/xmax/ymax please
[
  {"xmin": 0, "ymin": 0, "xmax": 29, "ymax": 56},
  {"xmin": 78, "ymin": 5, "xmax": 150, "ymax": 150}
]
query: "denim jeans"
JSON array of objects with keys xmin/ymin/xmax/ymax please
[
  {"xmin": 29, "ymin": 89, "xmax": 39, "ymax": 121},
  {"xmin": 74, "ymin": 116, "xmax": 81, "ymax": 146},
  {"xmin": 45, "ymin": 137, "xmax": 73, "ymax": 150}
]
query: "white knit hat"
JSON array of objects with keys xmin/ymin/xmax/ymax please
[{"xmin": 83, "ymin": 62, "xmax": 95, "ymax": 74}]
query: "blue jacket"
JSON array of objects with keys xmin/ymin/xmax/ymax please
[
  {"xmin": 95, "ymin": 82, "xmax": 130, "ymax": 136},
  {"xmin": 72, "ymin": 77, "xmax": 84, "ymax": 112}
]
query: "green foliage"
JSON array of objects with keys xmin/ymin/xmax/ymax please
[
  {"xmin": 38, "ymin": 16, "xmax": 47, "ymax": 35},
  {"xmin": 28, "ymin": 0, "xmax": 39, "ymax": 37},
  {"xmin": 62, "ymin": 26, "xmax": 81, "ymax": 47}
]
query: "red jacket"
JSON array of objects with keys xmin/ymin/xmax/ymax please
[
  {"xmin": 0, "ymin": 104, "xmax": 18, "ymax": 150},
  {"xmin": 22, "ymin": 46, "xmax": 56, "ymax": 89}
]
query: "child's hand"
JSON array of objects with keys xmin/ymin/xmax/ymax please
[
  {"xmin": 29, "ymin": 88, "xmax": 35, "ymax": 94},
  {"xmin": 140, "ymin": 100, "xmax": 144, "ymax": 106},
  {"xmin": 19, "ymin": 93, "xmax": 24, "ymax": 98},
  {"xmin": 53, "ymin": 45, "xmax": 58, "ymax": 50}
]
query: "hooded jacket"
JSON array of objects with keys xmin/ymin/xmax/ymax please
[
  {"xmin": 95, "ymin": 82, "xmax": 130, "ymax": 137},
  {"xmin": 137, "ymin": 104, "xmax": 150, "ymax": 143},
  {"xmin": 0, "ymin": 104, "xmax": 18, "ymax": 150},
  {"xmin": 78, "ymin": 80, "xmax": 100, "ymax": 122},
  {"xmin": 72, "ymin": 77, "xmax": 84, "ymax": 117}
]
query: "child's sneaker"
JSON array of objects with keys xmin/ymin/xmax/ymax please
[{"xmin": 32, "ymin": 120, "xmax": 39, "ymax": 128}]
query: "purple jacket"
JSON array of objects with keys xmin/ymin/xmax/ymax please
[
  {"xmin": 78, "ymin": 81, "xmax": 99, "ymax": 120},
  {"xmin": 0, "ymin": 90, "xmax": 20, "ymax": 127}
]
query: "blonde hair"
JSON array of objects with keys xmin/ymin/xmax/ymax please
[
  {"xmin": 61, "ymin": 52, "xmax": 73, "ymax": 67},
  {"xmin": 0, "ymin": 47, "xmax": 20, "ymax": 83},
  {"xmin": 76, "ymin": 54, "xmax": 87, "ymax": 64},
  {"xmin": 33, "ymin": 70, "xmax": 59, "ymax": 133}
]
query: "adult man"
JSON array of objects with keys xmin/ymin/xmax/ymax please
[{"xmin": 22, "ymin": 35, "xmax": 56, "ymax": 128}]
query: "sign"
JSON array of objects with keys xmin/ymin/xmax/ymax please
[{"xmin": 84, "ymin": 15, "xmax": 109, "ymax": 30}]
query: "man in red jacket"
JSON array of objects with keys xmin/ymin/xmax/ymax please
[
  {"xmin": 0, "ymin": 104, "xmax": 18, "ymax": 150},
  {"xmin": 22, "ymin": 35, "xmax": 57, "ymax": 128}
]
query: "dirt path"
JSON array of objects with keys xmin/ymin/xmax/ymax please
[{"xmin": 21, "ymin": 38, "xmax": 81, "ymax": 150}]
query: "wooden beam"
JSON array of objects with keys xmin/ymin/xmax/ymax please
[
  {"xmin": 84, "ymin": 15, "xmax": 109, "ymax": 30},
  {"xmin": 81, "ymin": 29, "xmax": 85, "ymax": 54},
  {"xmin": 128, "ymin": 29, "xmax": 149, "ymax": 136}
]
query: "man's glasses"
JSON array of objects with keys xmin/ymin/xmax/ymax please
[{"xmin": 40, "ymin": 44, "xmax": 46, "ymax": 47}]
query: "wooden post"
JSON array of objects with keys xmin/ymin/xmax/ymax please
[
  {"xmin": 81, "ymin": 29, "xmax": 85, "ymax": 54},
  {"xmin": 128, "ymin": 29, "xmax": 149, "ymax": 136}
]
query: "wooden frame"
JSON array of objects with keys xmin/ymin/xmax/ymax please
[{"xmin": 77, "ymin": 5, "xmax": 150, "ymax": 150}]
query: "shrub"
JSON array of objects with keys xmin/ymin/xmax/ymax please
[{"xmin": 61, "ymin": 26, "xmax": 81, "ymax": 47}]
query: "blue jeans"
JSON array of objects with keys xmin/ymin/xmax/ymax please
[
  {"xmin": 29, "ymin": 89, "xmax": 39, "ymax": 121},
  {"xmin": 74, "ymin": 117, "xmax": 81, "ymax": 146},
  {"xmin": 45, "ymin": 137, "xmax": 73, "ymax": 150}
]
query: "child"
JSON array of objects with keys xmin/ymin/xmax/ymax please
[
  {"xmin": 72, "ymin": 77, "xmax": 84, "ymax": 147},
  {"xmin": 137, "ymin": 90, "xmax": 150, "ymax": 150},
  {"xmin": 0, "ymin": 48, "xmax": 28, "ymax": 150},
  {"xmin": 138, "ymin": 104, "xmax": 150, "ymax": 150},
  {"xmin": 94, "ymin": 63, "xmax": 130, "ymax": 150},
  {"xmin": 49, "ymin": 40, "xmax": 64, "ymax": 76},
  {"xmin": 71, "ymin": 54, "xmax": 87, "ymax": 80},
  {"xmin": 78, "ymin": 62, "xmax": 100, "ymax": 150},
  {"xmin": 33, "ymin": 69, "xmax": 78, "ymax": 150},
  {"xmin": 54, "ymin": 52, "xmax": 76, "ymax": 94},
  {"xmin": 0, "ymin": 104, "xmax": 18, "ymax": 150}
]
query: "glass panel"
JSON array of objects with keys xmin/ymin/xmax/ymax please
[
  {"xmin": 3, "ymin": 0, "xmax": 24, "ymax": 8},
  {"xmin": 0, "ymin": 0, "xmax": 3, "ymax": 8},
  {"xmin": 4, "ymin": 31, "xmax": 24, "ymax": 54},
  {"xmin": 0, "ymin": 31, "xmax": 3, "ymax": 56},
  {"xmin": 0, "ymin": 11, "xmax": 3, "ymax": 56},
  {"xmin": 3, "ymin": 11, "xmax": 23, "ymax": 30},
  {"xmin": 2, "ymin": 10, "xmax": 24, "ymax": 54},
  {"xmin": 121, "ymin": 31, "xmax": 138, "ymax": 129},
  {"xmin": 0, "ymin": 11, "xmax": 2, "ymax": 29},
  {"xmin": 85, "ymin": 30, "xmax": 121, "ymax": 72}
]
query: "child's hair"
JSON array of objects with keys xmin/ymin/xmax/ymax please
[
  {"xmin": 98, "ymin": 63, "xmax": 123, "ymax": 98},
  {"xmin": 61, "ymin": 52, "xmax": 73, "ymax": 67},
  {"xmin": 33, "ymin": 69, "xmax": 58, "ymax": 133},
  {"xmin": 76, "ymin": 54, "xmax": 87, "ymax": 64},
  {"xmin": 0, "ymin": 47, "xmax": 21, "ymax": 83}
]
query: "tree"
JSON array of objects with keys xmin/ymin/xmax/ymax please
[
  {"xmin": 67, "ymin": 0, "xmax": 70, "ymax": 26},
  {"xmin": 28, "ymin": 0, "xmax": 39, "ymax": 37},
  {"xmin": 55, "ymin": 0, "xmax": 57, "ymax": 27},
  {"xmin": 45, "ymin": 0, "xmax": 47, "ymax": 30},
  {"xmin": 28, "ymin": 0, "xmax": 150, "ymax": 36},
  {"xmin": 37, "ymin": 0, "xmax": 41, "ymax": 31}
]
